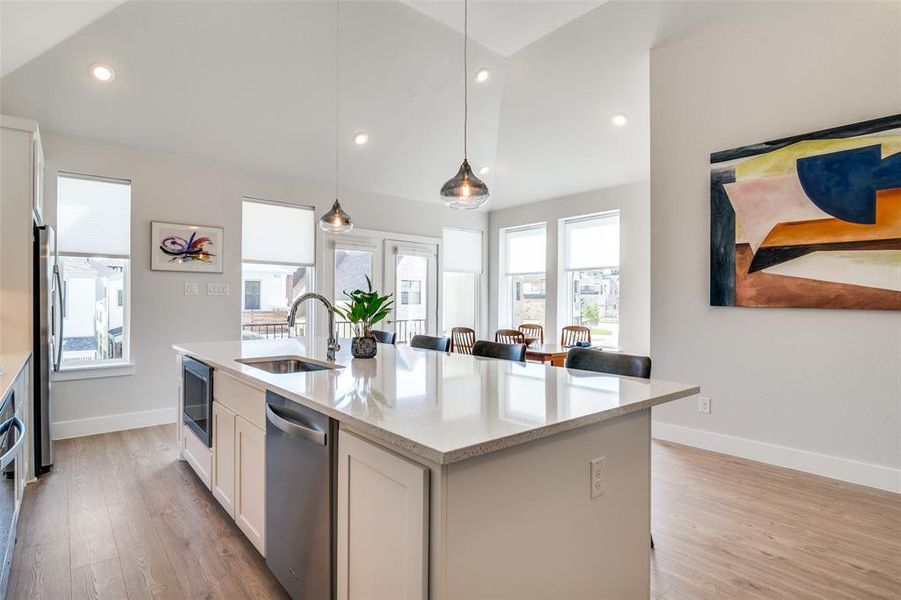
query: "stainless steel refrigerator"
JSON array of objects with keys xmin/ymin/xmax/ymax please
[{"xmin": 32, "ymin": 221, "xmax": 61, "ymax": 476}]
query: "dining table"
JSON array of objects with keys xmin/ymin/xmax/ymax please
[{"xmin": 524, "ymin": 342, "xmax": 599, "ymax": 367}]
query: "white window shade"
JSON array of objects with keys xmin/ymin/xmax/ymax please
[
  {"xmin": 243, "ymin": 200, "xmax": 314, "ymax": 266},
  {"xmin": 57, "ymin": 174, "xmax": 131, "ymax": 257},
  {"xmin": 504, "ymin": 225, "xmax": 546, "ymax": 275},
  {"xmin": 443, "ymin": 228, "xmax": 482, "ymax": 273},
  {"xmin": 564, "ymin": 213, "xmax": 619, "ymax": 270}
]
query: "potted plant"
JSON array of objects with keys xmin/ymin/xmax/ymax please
[{"xmin": 332, "ymin": 276, "xmax": 394, "ymax": 358}]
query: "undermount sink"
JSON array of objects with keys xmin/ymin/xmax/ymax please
[{"xmin": 237, "ymin": 357, "xmax": 337, "ymax": 374}]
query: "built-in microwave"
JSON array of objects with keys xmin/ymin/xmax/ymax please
[{"xmin": 183, "ymin": 357, "xmax": 212, "ymax": 447}]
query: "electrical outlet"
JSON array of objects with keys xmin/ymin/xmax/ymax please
[
  {"xmin": 589, "ymin": 457, "xmax": 606, "ymax": 500},
  {"xmin": 698, "ymin": 396, "xmax": 711, "ymax": 414},
  {"xmin": 184, "ymin": 282, "xmax": 199, "ymax": 296},
  {"xmin": 207, "ymin": 282, "xmax": 229, "ymax": 296}
]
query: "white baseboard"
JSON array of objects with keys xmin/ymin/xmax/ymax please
[
  {"xmin": 52, "ymin": 407, "xmax": 177, "ymax": 440},
  {"xmin": 652, "ymin": 421, "xmax": 900, "ymax": 494}
]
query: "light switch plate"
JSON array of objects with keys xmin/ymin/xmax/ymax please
[
  {"xmin": 590, "ymin": 457, "xmax": 606, "ymax": 500},
  {"xmin": 207, "ymin": 283, "xmax": 229, "ymax": 296},
  {"xmin": 184, "ymin": 282, "xmax": 199, "ymax": 296}
]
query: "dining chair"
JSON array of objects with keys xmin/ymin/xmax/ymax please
[
  {"xmin": 409, "ymin": 335, "xmax": 450, "ymax": 353},
  {"xmin": 495, "ymin": 329, "xmax": 526, "ymax": 344},
  {"xmin": 450, "ymin": 327, "xmax": 476, "ymax": 355},
  {"xmin": 561, "ymin": 325, "xmax": 591, "ymax": 347},
  {"xmin": 564, "ymin": 349, "xmax": 651, "ymax": 378},
  {"xmin": 564, "ymin": 347, "xmax": 655, "ymax": 548},
  {"xmin": 370, "ymin": 330, "xmax": 396, "ymax": 345},
  {"xmin": 518, "ymin": 323, "xmax": 544, "ymax": 344},
  {"xmin": 472, "ymin": 340, "xmax": 527, "ymax": 363}
]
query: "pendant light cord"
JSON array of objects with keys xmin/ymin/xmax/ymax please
[
  {"xmin": 463, "ymin": 0, "xmax": 468, "ymax": 160},
  {"xmin": 335, "ymin": 0, "xmax": 340, "ymax": 199}
]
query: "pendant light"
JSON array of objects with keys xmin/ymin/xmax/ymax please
[
  {"xmin": 440, "ymin": 0, "xmax": 489, "ymax": 209},
  {"xmin": 320, "ymin": 0, "xmax": 354, "ymax": 233}
]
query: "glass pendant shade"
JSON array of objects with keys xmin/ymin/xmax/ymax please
[
  {"xmin": 319, "ymin": 199, "xmax": 354, "ymax": 233},
  {"xmin": 441, "ymin": 159, "xmax": 489, "ymax": 209}
]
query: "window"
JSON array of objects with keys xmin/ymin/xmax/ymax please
[
  {"xmin": 442, "ymin": 228, "xmax": 482, "ymax": 334},
  {"xmin": 242, "ymin": 199, "xmax": 315, "ymax": 340},
  {"xmin": 244, "ymin": 281, "xmax": 261, "ymax": 310},
  {"xmin": 57, "ymin": 173, "xmax": 131, "ymax": 369},
  {"xmin": 501, "ymin": 224, "xmax": 546, "ymax": 329},
  {"xmin": 400, "ymin": 280, "xmax": 421, "ymax": 305},
  {"xmin": 562, "ymin": 212, "xmax": 620, "ymax": 348}
]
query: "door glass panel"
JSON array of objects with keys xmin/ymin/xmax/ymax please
[
  {"xmin": 334, "ymin": 249, "xmax": 373, "ymax": 338},
  {"xmin": 395, "ymin": 254, "xmax": 428, "ymax": 343},
  {"xmin": 59, "ymin": 256, "xmax": 127, "ymax": 367}
]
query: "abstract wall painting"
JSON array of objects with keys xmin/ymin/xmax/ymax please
[
  {"xmin": 710, "ymin": 114, "xmax": 901, "ymax": 310},
  {"xmin": 151, "ymin": 221, "xmax": 224, "ymax": 273}
]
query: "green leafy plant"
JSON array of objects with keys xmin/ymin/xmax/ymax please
[
  {"xmin": 332, "ymin": 276, "xmax": 395, "ymax": 338},
  {"xmin": 582, "ymin": 302, "xmax": 600, "ymax": 323}
]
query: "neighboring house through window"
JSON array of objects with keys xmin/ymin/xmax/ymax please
[{"xmin": 400, "ymin": 280, "xmax": 421, "ymax": 305}]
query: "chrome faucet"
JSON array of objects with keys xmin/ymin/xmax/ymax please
[{"xmin": 288, "ymin": 293, "xmax": 341, "ymax": 361}]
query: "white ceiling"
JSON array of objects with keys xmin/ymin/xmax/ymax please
[
  {"xmin": 400, "ymin": 0, "xmax": 607, "ymax": 57},
  {"xmin": 0, "ymin": 0, "xmax": 128, "ymax": 76},
  {"xmin": 0, "ymin": 0, "xmax": 729, "ymax": 209}
]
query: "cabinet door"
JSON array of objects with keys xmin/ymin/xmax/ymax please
[
  {"xmin": 337, "ymin": 430, "xmax": 428, "ymax": 600},
  {"xmin": 212, "ymin": 402, "xmax": 236, "ymax": 518},
  {"xmin": 235, "ymin": 415, "xmax": 265, "ymax": 556}
]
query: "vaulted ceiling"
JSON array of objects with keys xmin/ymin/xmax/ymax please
[
  {"xmin": 0, "ymin": 0, "xmax": 728, "ymax": 209},
  {"xmin": 400, "ymin": 0, "xmax": 608, "ymax": 57}
]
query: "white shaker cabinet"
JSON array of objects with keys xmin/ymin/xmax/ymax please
[
  {"xmin": 235, "ymin": 414, "xmax": 266, "ymax": 555},
  {"xmin": 211, "ymin": 401, "xmax": 236, "ymax": 518},
  {"xmin": 337, "ymin": 430, "xmax": 428, "ymax": 600}
]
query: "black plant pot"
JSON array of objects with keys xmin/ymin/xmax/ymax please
[{"xmin": 351, "ymin": 336, "xmax": 378, "ymax": 359}]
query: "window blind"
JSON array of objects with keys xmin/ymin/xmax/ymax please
[
  {"xmin": 242, "ymin": 200, "xmax": 315, "ymax": 266},
  {"xmin": 443, "ymin": 228, "xmax": 482, "ymax": 273},
  {"xmin": 504, "ymin": 224, "xmax": 546, "ymax": 275},
  {"xmin": 564, "ymin": 212, "xmax": 619, "ymax": 271},
  {"xmin": 57, "ymin": 174, "xmax": 131, "ymax": 257}
]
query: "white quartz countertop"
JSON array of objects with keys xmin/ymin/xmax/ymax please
[
  {"xmin": 0, "ymin": 351, "xmax": 31, "ymax": 401},
  {"xmin": 173, "ymin": 338, "xmax": 699, "ymax": 464}
]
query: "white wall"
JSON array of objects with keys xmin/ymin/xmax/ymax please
[
  {"xmin": 650, "ymin": 1, "xmax": 901, "ymax": 491},
  {"xmin": 42, "ymin": 133, "xmax": 487, "ymax": 435},
  {"xmin": 488, "ymin": 182, "xmax": 650, "ymax": 355}
]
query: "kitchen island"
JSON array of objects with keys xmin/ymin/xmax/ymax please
[{"xmin": 173, "ymin": 337, "xmax": 698, "ymax": 599}]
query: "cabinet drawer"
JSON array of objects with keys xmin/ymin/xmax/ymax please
[
  {"xmin": 183, "ymin": 426, "xmax": 212, "ymax": 490},
  {"xmin": 214, "ymin": 371, "xmax": 265, "ymax": 429}
]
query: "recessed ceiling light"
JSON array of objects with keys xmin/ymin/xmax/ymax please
[
  {"xmin": 353, "ymin": 132, "xmax": 369, "ymax": 146},
  {"xmin": 610, "ymin": 113, "xmax": 629, "ymax": 127},
  {"xmin": 475, "ymin": 68, "xmax": 490, "ymax": 83},
  {"xmin": 478, "ymin": 166, "xmax": 491, "ymax": 175},
  {"xmin": 90, "ymin": 63, "xmax": 115, "ymax": 83}
]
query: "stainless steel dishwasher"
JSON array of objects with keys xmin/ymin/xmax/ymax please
[{"xmin": 265, "ymin": 391, "xmax": 336, "ymax": 600}]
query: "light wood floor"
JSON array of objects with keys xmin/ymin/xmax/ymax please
[{"xmin": 7, "ymin": 425, "xmax": 900, "ymax": 599}]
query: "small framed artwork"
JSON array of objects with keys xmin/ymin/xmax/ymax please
[{"xmin": 151, "ymin": 221, "xmax": 224, "ymax": 273}]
